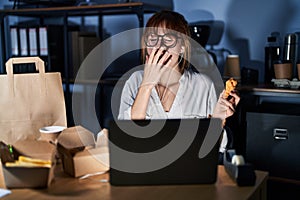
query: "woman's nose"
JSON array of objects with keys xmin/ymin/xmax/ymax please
[{"xmin": 156, "ymin": 38, "xmax": 166, "ymax": 48}]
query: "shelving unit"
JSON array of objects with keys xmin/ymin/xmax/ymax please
[
  {"xmin": 0, "ymin": 2, "xmax": 162, "ymax": 73},
  {"xmin": 0, "ymin": 2, "xmax": 162, "ymax": 127}
]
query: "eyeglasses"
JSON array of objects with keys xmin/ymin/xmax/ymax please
[{"xmin": 144, "ymin": 33, "xmax": 180, "ymax": 48}]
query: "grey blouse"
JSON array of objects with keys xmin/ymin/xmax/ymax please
[{"xmin": 118, "ymin": 69, "xmax": 218, "ymax": 120}]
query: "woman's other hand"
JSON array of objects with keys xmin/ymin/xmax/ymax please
[{"xmin": 213, "ymin": 90, "xmax": 240, "ymax": 120}]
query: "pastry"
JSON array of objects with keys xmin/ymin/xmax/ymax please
[{"xmin": 224, "ymin": 78, "xmax": 237, "ymax": 99}]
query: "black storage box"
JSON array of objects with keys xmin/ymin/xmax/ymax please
[{"xmin": 246, "ymin": 112, "xmax": 300, "ymax": 180}]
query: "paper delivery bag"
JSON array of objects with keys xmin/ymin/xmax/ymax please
[{"xmin": 0, "ymin": 57, "xmax": 67, "ymax": 144}]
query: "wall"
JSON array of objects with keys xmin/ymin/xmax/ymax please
[
  {"xmin": 0, "ymin": 0, "xmax": 9, "ymax": 7},
  {"xmin": 174, "ymin": 0, "xmax": 300, "ymax": 82}
]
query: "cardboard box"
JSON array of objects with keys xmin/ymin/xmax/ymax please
[
  {"xmin": 0, "ymin": 140, "xmax": 56, "ymax": 188},
  {"xmin": 57, "ymin": 126, "xmax": 109, "ymax": 178}
]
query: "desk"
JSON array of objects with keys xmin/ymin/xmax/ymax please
[{"xmin": 2, "ymin": 165, "xmax": 268, "ymax": 200}]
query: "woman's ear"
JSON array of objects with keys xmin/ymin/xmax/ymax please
[{"xmin": 180, "ymin": 46, "xmax": 185, "ymax": 54}]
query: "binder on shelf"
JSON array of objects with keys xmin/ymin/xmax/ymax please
[
  {"xmin": 78, "ymin": 32, "xmax": 101, "ymax": 64},
  {"xmin": 77, "ymin": 32, "xmax": 101, "ymax": 79},
  {"xmin": 19, "ymin": 27, "xmax": 28, "ymax": 56},
  {"xmin": 29, "ymin": 27, "xmax": 38, "ymax": 56},
  {"xmin": 10, "ymin": 27, "xmax": 19, "ymax": 56},
  {"xmin": 39, "ymin": 27, "xmax": 48, "ymax": 56},
  {"xmin": 70, "ymin": 31, "xmax": 80, "ymax": 79}
]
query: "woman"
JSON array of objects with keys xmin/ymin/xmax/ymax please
[{"xmin": 118, "ymin": 10, "xmax": 240, "ymax": 160}]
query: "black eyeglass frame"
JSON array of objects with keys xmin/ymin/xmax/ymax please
[{"xmin": 144, "ymin": 33, "xmax": 181, "ymax": 48}]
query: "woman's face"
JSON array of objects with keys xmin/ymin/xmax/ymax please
[{"xmin": 145, "ymin": 27, "xmax": 183, "ymax": 69}]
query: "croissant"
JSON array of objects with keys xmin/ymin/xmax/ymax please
[{"xmin": 224, "ymin": 78, "xmax": 237, "ymax": 99}]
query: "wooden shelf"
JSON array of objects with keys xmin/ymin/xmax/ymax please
[
  {"xmin": 0, "ymin": 2, "xmax": 161, "ymax": 17},
  {"xmin": 238, "ymin": 84, "xmax": 300, "ymax": 97}
]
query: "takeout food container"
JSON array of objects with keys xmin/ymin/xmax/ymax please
[
  {"xmin": 57, "ymin": 126, "xmax": 109, "ymax": 178},
  {"xmin": 0, "ymin": 139, "xmax": 56, "ymax": 188}
]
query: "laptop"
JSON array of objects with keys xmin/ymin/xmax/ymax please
[{"xmin": 108, "ymin": 118, "xmax": 222, "ymax": 186}]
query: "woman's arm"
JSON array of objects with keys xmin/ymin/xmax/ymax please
[
  {"xmin": 118, "ymin": 73, "xmax": 140, "ymax": 120},
  {"xmin": 131, "ymin": 84, "xmax": 153, "ymax": 119}
]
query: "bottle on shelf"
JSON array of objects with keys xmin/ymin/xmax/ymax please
[
  {"xmin": 283, "ymin": 33, "xmax": 298, "ymax": 79},
  {"xmin": 264, "ymin": 32, "xmax": 281, "ymax": 83}
]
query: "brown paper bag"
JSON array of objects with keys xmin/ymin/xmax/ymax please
[{"xmin": 0, "ymin": 57, "xmax": 67, "ymax": 144}]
